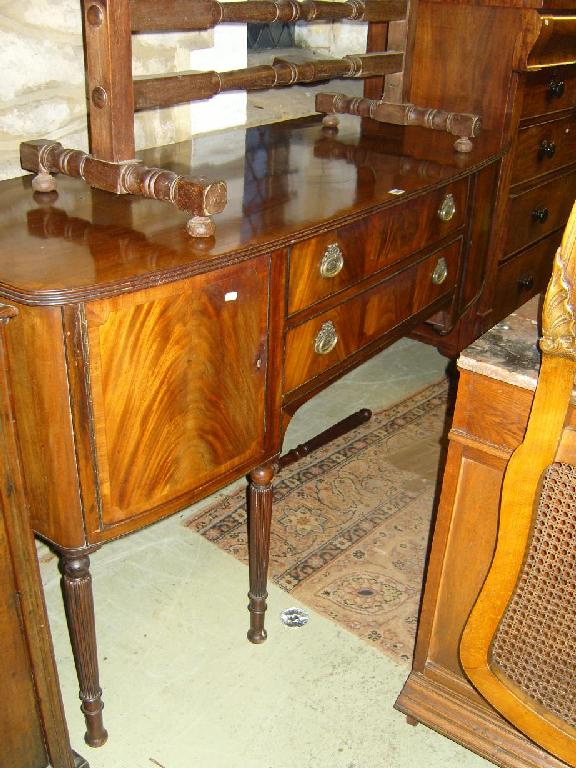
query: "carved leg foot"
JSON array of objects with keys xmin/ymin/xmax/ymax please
[
  {"xmin": 406, "ymin": 715, "xmax": 419, "ymax": 727},
  {"xmin": 247, "ymin": 463, "xmax": 275, "ymax": 644},
  {"xmin": 59, "ymin": 548, "xmax": 108, "ymax": 748}
]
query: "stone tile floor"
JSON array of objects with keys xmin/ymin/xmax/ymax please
[{"xmin": 40, "ymin": 338, "xmax": 492, "ymax": 768}]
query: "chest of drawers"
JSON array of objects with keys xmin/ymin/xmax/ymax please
[
  {"xmin": 406, "ymin": 0, "xmax": 576, "ymax": 353},
  {"xmin": 494, "ymin": 63, "xmax": 576, "ymax": 323}
]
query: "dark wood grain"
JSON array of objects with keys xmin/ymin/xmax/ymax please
[
  {"xmin": 520, "ymin": 64, "xmax": 576, "ymax": 121},
  {"xmin": 130, "ymin": 0, "xmax": 407, "ymax": 30},
  {"xmin": 247, "ymin": 464, "xmax": 275, "ymax": 643},
  {"xmin": 134, "ymin": 53, "xmax": 403, "ymax": 109},
  {"xmin": 59, "ymin": 549, "xmax": 107, "ymax": 748},
  {"xmin": 288, "ymin": 179, "xmax": 467, "ymax": 315},
  {"xmin": 504, "ymin": 167, "xmax": 576, "ymax": 256},
  {"xmin": 511, "ymin": 113, "xmax": 576, "ymax": 186},
  {"xmin": 491, "ymin": 232, "xmax": 559, "ymax": 323},
  {"xmin": 81, "ymin": 0, "xmax": 134, "ymax": 161},
  {"xmin": 284, "ymin": 240, "xmax": 461, "ymax": 393}
]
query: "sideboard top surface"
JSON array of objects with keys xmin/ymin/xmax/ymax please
[{"xmin": 0, "ymin": 115, "xmax": 501, "ymax": 305}]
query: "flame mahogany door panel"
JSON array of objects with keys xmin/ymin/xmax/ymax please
[{"xmin": 81, "ymin": 256, "xmax": 275, "ymax": 540}]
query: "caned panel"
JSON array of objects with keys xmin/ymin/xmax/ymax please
[
  {"xmin": 85, "ymin": 259, "xmax": 270, "ymax": 528},
  {"xmin": 491, "ymin": 461, "xmax": 576, "ymax": 730}
]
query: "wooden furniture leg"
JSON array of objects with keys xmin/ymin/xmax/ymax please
[
  {"xmin": 247, "ymin": 464, "xmax": 276, "ymax": 644},
  {"xmin": 58, "ymin": 548, "xmax": 108, "ymax": 748}
]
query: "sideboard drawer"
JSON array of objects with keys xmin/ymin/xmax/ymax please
[
  {"xmin": 492, "ymin": 233, "xmax": 559, "ymax": 323},
  {"xmin": 521, "ymin": 65, "xmax": 576, "ymax": 122},
  {"xmin": 511, "ymin": 112, "xmax": 576, "ymax": 186},
  {"xmin": 287, "ymin": 179, "xmax": 467, "ymax": 315},
  {"xmin": 284, "ymin": 240, "xmax": 460, "ymax": 393},
  {"xmin": 504, "ymin": 167, "xmax": 576, "ymax": 257}
]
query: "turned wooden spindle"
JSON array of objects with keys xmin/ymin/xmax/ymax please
[
  {"xmin": 58, "ymin": 549, "xmax": 108, "ymax": 748},
  {"xmin": 130, "ymin": 0, "xmax": 408, "ymax": 29},
  {"xmin": 134, "ymin": 52, "xmax": 403, "ymax": 110},
  {"xmin": 20, "ymin": 140, "xmax": 227, "ymax": 237},
  {"xmin": 247, "ymin": 463, "xmax": 276, "ymax": 644},
  {"xmin": 315, "ymin": 93, "xmax": 482, "ymax": 152}
]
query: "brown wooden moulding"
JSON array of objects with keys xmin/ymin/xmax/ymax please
[
  {"xmin": 20, "ymin": 139, "xmax": 227, "ymax": 238},
  {"xmin": 130, "ymin": 0, "xmax": 407, "ymax": 30},
  {"xmin": 316, "ymin": 92, "xmax": 482, "ymax": 153},
  {"xmin": 133, "ymin": 52, "xmax": 403, "ymax": 110}
]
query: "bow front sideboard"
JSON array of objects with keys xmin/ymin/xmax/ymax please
[{"xmin": 1, "ymin": 116, "xmax": 500, "ymax": 746}]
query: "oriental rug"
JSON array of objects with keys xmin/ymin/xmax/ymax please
[{"xmin": 184, "ymin": 378, "xmax": 450, "ymax": 666}]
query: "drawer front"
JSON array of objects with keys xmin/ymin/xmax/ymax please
[
  {"xmin": 504, "ymin": 168, "xmax": 576, "ymax": 257},
  {"xmin": 521, "ymin": 66, "xmax": 576, "ymax": 122},
  {"xmin": 287, "ymin": 179, "xmax": 467, "ymax": 315},
  {"xmin": 512, "ymin": 112, "xmax": 576, "ymax": 186},
  {"xmin": 284, "ymin": 240, "xmax": 460, "ymax": 393},
  {"xmin": 491, "ymin": 234, "xmax": 560, "ymax": 326}
]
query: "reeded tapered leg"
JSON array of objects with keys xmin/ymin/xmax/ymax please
[
  {"xmin": 59, "ymin": 548, "xmax": 108, "ymax": 748},
  {"xmin": 247, "ymin": 463, "xmax": 275, "ymax": 644}
]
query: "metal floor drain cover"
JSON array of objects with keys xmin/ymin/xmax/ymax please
[{"xmin": 280, "ymin": 607, "xmax": 309, "ymax": 627}]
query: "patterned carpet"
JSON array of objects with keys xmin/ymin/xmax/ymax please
[{"xmin": 184, "ymin": 379, "xmax": 450, "ymax": 666}]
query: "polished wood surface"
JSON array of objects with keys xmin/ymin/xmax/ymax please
[
  {"xmin": 284, "ymin": 240, "xmax": 461, "ymax": 393},
  {"xmin": 0, "ymin": 118, "xmax": 500, "ymax": 301},
  {"xmin": 1, "ymin": 115, "xmax": 500, "ymax": 742},
  {"xmin": 288, "ymin": 178, "xmax": 468, "ymax": 315}
]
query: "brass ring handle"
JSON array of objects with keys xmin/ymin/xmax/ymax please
[
  {"xmin": 319, "ymin": 243, "xmax": 344, "ymax": 278},
  {"xmin": 432, "ymin": 256, "xmax": 448, "ymax": 285},
  {"xmin": 314, "ymin": 320, "xmax": 338, "ymax": 355},
  {"xmin": 437, "ymin": 193, "xmax": 456, "ymax": 222}
]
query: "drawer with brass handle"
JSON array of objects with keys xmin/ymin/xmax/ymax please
[
  {"xmin": 512, "ymin": 112, "xmax": 576, "ymax": 186},
  {"xmin": 284, "ymin": 240, "xmax": 461, "ymax": 394},
  {"xmin": 287, "ymin": 180, "xmax": 467, "ymax": 315},
  {"xmin": 503, "ymin": 167, "xmax": 576, "ymax": 257}
]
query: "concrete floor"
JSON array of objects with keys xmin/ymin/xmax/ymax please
[{"xmin": 40, "ymin": 338, "xmax": 492, "ymax": 768}]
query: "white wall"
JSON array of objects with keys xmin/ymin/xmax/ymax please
[{"xmin": 0, "ymin": 1, "xmax": 246, "ymax": 180}]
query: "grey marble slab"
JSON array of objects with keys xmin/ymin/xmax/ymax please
[{"xmin": 458, "ymin": 298, "xmax": 541, "ymax": 392}]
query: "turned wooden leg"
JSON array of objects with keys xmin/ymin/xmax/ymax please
[
  {"xmin": 59, "ymin": 548, "xmax": 108, "ymax": 748},
  {"xmin": 247, "ymin": 463, "xmax": 275, "ymax": 644},
  {"xmin": 278, "ymin": 408, "xmax": 372, "ymax": 470}
]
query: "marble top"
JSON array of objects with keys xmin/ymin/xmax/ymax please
[{"xmin": 458, "ymin": 297, "xmax": 541, "ymax": 392}]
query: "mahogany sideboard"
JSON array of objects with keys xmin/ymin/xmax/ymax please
[
  {"xmin": 0, "ymin": 116, "xmax": 500, "ymax": 746},
  {"xmin": 395, "ymin": 303, "xmax": 573, "ymax": 768}
]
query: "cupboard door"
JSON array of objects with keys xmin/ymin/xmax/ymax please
[{"xmin": 84, "ymin": 258, "xmax": 271, "ymax": 532}]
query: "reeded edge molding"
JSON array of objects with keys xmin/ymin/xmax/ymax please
[{"xmin": 5, "ymin": 148, "xmax": 505, "ymax": 308}]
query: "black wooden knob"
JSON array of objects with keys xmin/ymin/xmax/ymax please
[
  {"xmin": 539, "ymin": 140, "xmax": 556, "ymax": 160},
  {"xmin": 532, "ymin": 206, "xmax": 549, "ymax": 223},
  {"xmin": 518, "ymin": 275, "xmax": 534, "ymax": 291},
  {"xmin": 547, "ymin": 78, "xmax": 565, "ymax": 100}
]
